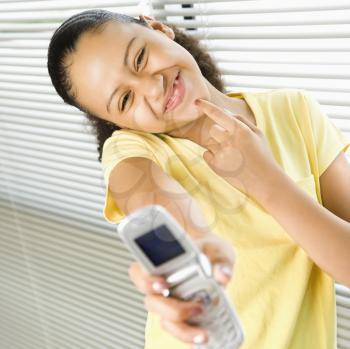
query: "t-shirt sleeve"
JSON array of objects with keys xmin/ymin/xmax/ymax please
[
  {"xmin": 300, "ymin": 90, "xmax": 350, "ymax": 177},
  {"xmin": 101, "ymin": 130, "xmax": 158, "ymax": 224}
]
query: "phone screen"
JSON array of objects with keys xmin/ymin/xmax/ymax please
[{"xmin": 135, "ymin": 224, "xmax": 185, "ymax": 266}]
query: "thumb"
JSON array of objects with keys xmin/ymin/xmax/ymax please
[
  {"xmin": 203, "ymin": 150, "xmax": 213, "ymax": 164},
  {"xmin": 195, "ymin": 235, "xmax": 235, "ymax": 287},
  {"xmin": 212, "ymin": 262, "xmax": 233, "ymax": 286}
]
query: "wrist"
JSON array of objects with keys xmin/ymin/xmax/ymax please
[{"xmin": 253, "ymin": 168, "xmax": 289, "ymax": 209}]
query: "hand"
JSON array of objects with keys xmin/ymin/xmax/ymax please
[
  {"xmin": 195, "ymin": 98, "xmax": 283, "ymax": 203},
  {"xmin": 128, "ymin": 232, "xmax": 236, "ymax": 346}
]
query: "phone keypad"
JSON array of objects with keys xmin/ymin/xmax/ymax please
[
  {"xmin": 190, "ymin": 289, "xmax": 213, "ymax": 307},
  {"xmin": 203, "ymin": 298, "xmax": 241, "ymax": 348},
  {"xmin": 172, "ymin": 277, "xmax": 243, "ymax": 348}
]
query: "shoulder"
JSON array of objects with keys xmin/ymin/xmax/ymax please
[
  {"xmin": 246, "ymin": 87, "xmax": 309, "ymax": 104},
  {"xmin": 101, "ymin": 129, "xmax": 162, "ymax": 163},
  {"xmin": 240, "ymin": 88, "xmax": 310, "ymax": 117},
  {"xmin": 246, "ymin": 88, "xmax": 314, "ymax": 123},
  {"xmin": 103, "ymin": 129, "xmax": 156, "ymax": 148},
  {"xmin": 241, "ymin": 88, "xmax": 312, "ymax": 127}
]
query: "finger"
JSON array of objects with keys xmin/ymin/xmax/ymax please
[
  {"xmin": 144, "ymin": 293, "xmax": 204, "ymax": 322},
  {"xmin": 128, "ymin": 262, "xmax": 170, "ymax": 296},
  {"xmin": 205, "ymin": 135, "xmax": 220, "ymax": 149},
  {"xmin": 160, "ymin": 319, "xmax": 209, "ymax": 345},
  {"xmin": 194, "ymin": 235, "xmax": 236, "ymax": 286},
  {"xmin": 212, "ymin": 263, "xmax": 234, "ymax": 285},
  {"xmin": 203, "ymin": 150, "xmax": 213, "ymax": 166},
  {"xmin": 209, "ymin": 124, "xmax": 230, "ymax": 144},
  {"xmin": 202, "ymin": 135, "xmax": 221, "ymax": 165},
  {"xmin": 204, "ymin": 137, "xmax": 221, "ymax": 154},
  {"xmin": 195, "ymin": 99, "xmax": 238, "ymax": 134}
]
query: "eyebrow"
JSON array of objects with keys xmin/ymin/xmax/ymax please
[{"xmin": 106, "ymin": 36, "xmax": 137, "ymax": 113}]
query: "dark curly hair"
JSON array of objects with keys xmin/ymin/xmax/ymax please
[{"xmin": 47, "ymin": 9, "xmax": 225, "ymax": 162}]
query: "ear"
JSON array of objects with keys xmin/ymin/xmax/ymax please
[{"xmin": 139, "ymin": 14, "xmax": 175, "ymax": 40}]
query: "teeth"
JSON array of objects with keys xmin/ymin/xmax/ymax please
[
  {"xmin": 170, "ymin": 86, "xmax": 180, "ymax": 100},
  {"xmin": 166, "ymin": 74, "xmax": 181, "ymax": 109},
  {"xmin": 167, "ymin": 77, "xmax": 180, "ymax": 107},
  {"xmin": 167, "ymin": 94, "xmax": 176, "ymax": 106}
]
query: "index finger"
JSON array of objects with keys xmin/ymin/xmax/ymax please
[
  {"xmin": 195, "ymin": 99, "xmax": 238, "ymax": 133},
  {"xmin": 128, "ymin": 261, "xmax": 170, "ymax": 296}
]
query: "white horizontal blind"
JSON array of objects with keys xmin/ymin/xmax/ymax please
[
  {"xmin": 0, "ymin": 1, "xmax": 153, "ymax": 349},
  {"xmin": 0, "ymin": 1, "xmax": 350, "ymax": 349}
]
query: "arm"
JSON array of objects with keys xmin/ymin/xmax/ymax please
[
  {"xmin": 108, "ymin": 156, "xmax": 213, "ymax": 240},
  {"xmin": 109, "ymin": 156, "xmax": 236, "ymax": 282},
  {"xmin": 257, "ymin": 151, "xmax": 350, "ymax": 287},
  {"xmin": 109, "ymin": 156, "xmax": 235, "ymax": 345}
]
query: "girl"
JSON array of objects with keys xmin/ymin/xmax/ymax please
[{"xmin": 47, "ymin": 9, "xmax": 350, "ymax": 349}]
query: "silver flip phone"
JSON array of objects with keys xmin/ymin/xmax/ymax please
[{"xmin": 117, "ymin": 204, "xmax": 244, "ymax": 349}]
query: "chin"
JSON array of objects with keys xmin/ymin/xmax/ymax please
[{"xmin": 164, "ymin": 110, "xmax": 195, "ymax": 128}]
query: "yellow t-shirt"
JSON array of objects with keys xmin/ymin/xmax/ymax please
[{"xmin": 101, "ymin": 88, "xmax": 350, "ymax": 349}]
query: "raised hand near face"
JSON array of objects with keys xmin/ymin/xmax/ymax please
[{"xmin": 195, "ymin": 98, "xmax": 284, "ymax": 203}]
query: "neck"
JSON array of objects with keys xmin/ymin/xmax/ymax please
[{"xmin": 166, "ymin": 80, "xmax": 252, "ymax": 149}]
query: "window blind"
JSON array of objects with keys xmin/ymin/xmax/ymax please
[{"xmin": 0, "ymin": 1, "xmax": 349, "ymax": 349}]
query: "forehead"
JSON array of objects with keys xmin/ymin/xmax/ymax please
[
  {"xmin": 77, "ymin": 20, "xmax": 143, "ymax": 51},
  {"xmin": 67, "ymin": 21, "xmax": 145, "ymax": 100},
  {"xmin": 70, "ymin": 20, "xmax": 151, "ymax": 78}
]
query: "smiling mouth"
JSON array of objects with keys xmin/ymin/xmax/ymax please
[
  {"xmin": 163, "ymin": 71, "xmax": 179, "ymax": 113},
  {"xmin": 164, "ymin": 70, "xmax": 185, "ymax": 114}
]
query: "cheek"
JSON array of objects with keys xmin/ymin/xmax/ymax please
[
  {"xmin": 149, "ymin": 39, "xmax": 184, "ymax": 66},
  {"xmin": 127, "ymin": 108, "xmax": 166, "ymax": 132},
  {"xmin": 126, "ymin": 107, "xmax": 154, "ymax": 130},
  {"xmin": 132, "ymin": 111, "xmax": 148, "ymax": 128}
]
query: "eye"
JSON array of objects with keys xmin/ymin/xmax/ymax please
[
  {"xmin": 120, "ymin": 47, "xmax": 146, "ymax": 111},
  {"xmin": 136, "ymin": 47, "xmax": 146, "ymax": 71},
  {"xmin": 121, "ymin": 91, "xmax": 131, "ymax": 111}
]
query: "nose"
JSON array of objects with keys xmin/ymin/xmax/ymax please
[{"xmin": 133, "ymin": 73, "xmax": 164, "ymax": 106}]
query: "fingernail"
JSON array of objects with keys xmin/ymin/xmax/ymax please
[
  {"xmin": 162, "ymin": 288, "xmax": 170, "ymax": 297},
  {"xmin": 191, "ymin": 306, "xmax": 203, "ymax": 317},
  {"xmin": 215, "ymin": 263, "xmax": 232, "ymax": 278},
  {"xmin": 220, "ymin": 265, "xmax": 232, "ymax": 277},
  {"xmin": 193, "ymin": 333, "xmax": 206, "ymax": 344},
  {"xmin": 152, "ymin": 281, "xmax": 166, "ymax": 293}
]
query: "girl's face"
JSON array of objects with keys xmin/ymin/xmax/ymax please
[{"xmin": 67, "ymin": 16, "xmax": 211, "ymax": 133}]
